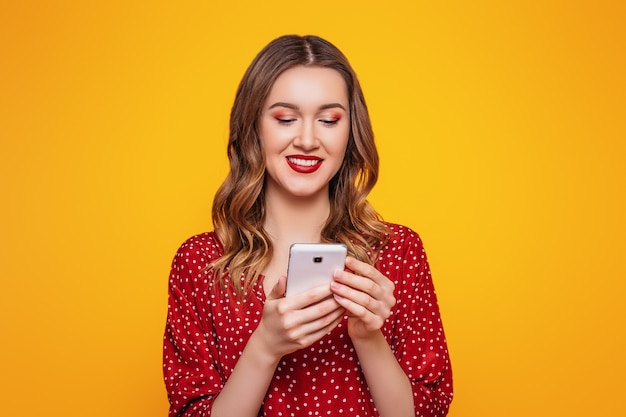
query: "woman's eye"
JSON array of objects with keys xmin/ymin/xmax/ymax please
[
  {"xmin": 320, "ymin": 119, "xmax": 339, "ymax": 126},
  {"xmin": 276, "ymin": 117, "xmax": 296, "ymax": 125}
]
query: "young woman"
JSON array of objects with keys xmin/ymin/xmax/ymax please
[{"xmin": 163, "ymin": 35, "xmax": 453, "ymax": 417}]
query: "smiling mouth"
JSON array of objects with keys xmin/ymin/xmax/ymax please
[
  {"xmin": 287, "ymin": 156, "xmax": 322, "ymax": 167},
  {"xmin": 286, "ymin": 156, "xmax": 323, "ymax": 173}
]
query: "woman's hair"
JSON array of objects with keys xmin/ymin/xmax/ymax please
[{"xmin": 211, "ymin": 34, "xmax": 389, "ymax": 295}]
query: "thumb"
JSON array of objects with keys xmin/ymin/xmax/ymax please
[{"xmin": 267, "ymin": 275, "xmax": 287, "ymax": 300}]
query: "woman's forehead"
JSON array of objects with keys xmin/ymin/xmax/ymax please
[{"xmin": 264, "ymin": 66, "xmax": 349, "ymax": 110}]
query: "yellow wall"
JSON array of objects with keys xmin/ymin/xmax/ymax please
[{"xmin": 1, "ymin": 1, "xmax": 624, "ymax": 416}]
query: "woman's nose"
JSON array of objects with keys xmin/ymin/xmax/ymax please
[{"xmin": 293, "ymin": 121, "xmax": 318, "ymax": 150}]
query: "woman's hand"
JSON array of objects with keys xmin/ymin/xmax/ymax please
[
  {"xmin": 330, "ymin": 256, "xmax": 396, "ymax": 341},
  {"xmin": 253, "ymin": 276, "xmax": 345, "ymax": 362}
]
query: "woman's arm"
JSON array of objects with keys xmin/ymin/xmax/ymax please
[
  {"xmin": 331, "ymin": 244, "xmax": 453, "ymax": 417},
  {"xmin": 352, "ymin": 331, "xmax": 416, "ymax": 417},
  {"xmin": 205, "ymin": 277, "xmax": 346, "ymax": 417},
  {"xmin": 164, "ymin": 237, "xmax": 346, "ymax": 417},
  {"xmin": 207, "ymin": 323, "xmax": 281, "ymax": 417},
  {"xmin": 331, "ymin": 256, "xmax": 415, "ymax": 417}
]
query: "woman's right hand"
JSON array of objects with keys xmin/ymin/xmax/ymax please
[
  {"xmin": 210, "ymin": 277, "xmax": 344, "ymax": 417},
  {"xmin": 254, "ymin": 275, "xmax": 345, "ymax": 360}
]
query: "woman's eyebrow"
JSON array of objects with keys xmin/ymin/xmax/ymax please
[
  {"xmin": 319, "ymin": 103, "xmax": 347, "ymax": 111},
  {"xmin": 268, "ymin": 102, "xmax": 347, "ymax": 111},
  {"xmin": 268, "ymin": 102, "xmax": 299, "ymax": 110}
]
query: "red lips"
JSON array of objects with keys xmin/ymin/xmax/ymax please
[{"xmin": 286, "ymin": 155, "xmax": 323, "ymax": 173}]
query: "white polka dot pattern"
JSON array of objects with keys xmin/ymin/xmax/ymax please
[{"xmin": 163, "ymin": 223, "xmax": 453, "ymax": 416}]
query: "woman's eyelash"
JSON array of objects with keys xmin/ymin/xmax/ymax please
[{"xmin": 273, "ymin": 117, "xmax": 340, "ymax": 125}]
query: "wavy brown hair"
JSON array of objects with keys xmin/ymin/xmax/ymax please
[{"xmin": 211, "ymin": 34, "xmax": 389, "ymax": 295}]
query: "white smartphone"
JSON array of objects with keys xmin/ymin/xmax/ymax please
[{"xmin": 285, "ymin": 243, "xmax": 347, "ymax": 296}]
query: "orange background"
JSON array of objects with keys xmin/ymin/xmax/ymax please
[{"xmin": 1, "ymin": 1, "xmax": 625, "ymax": 416}]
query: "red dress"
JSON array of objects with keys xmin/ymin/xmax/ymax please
[{"xmin": 163, "ymin": 223, "xmax": 453, "ymax": 416}]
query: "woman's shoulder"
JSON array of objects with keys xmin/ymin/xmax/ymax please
[
  {"xmin": 377, "ymin": 222, "xmax": 431, "ymax": 284},
  {"xmin": 377, "ymin": 222, "xmax": 428, "ymax": 259},
  {"xmin": 382, "ymin": 222, "xmax": 423, "ymax": 245},
  {"xmin": 173, "ymin": 231, "xmax": 224, "ymax": 264}
]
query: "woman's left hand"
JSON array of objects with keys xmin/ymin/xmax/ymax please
[{"xmin": 330, "ymin": 256, "xmax": 396, "ymax": 341}]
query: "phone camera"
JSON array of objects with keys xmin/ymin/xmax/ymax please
[{"xmin": 313, "ymin": 256, "xmax": 323, "ymax": 263}]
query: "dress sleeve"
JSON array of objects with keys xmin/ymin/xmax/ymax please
[
  {"xmin": 388, "ymin": 230, "xmax": 453, "ymax": 416},
  {"xmin": 163, "ymin": 238, "xmax": 223, "ymax": 417}
]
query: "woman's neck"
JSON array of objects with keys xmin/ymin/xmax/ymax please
[
  {"xmin": 261, "ymin": 184, "xmax": 331, "ymax": 291},
  {"xmin": 263, "ymin": 187, "xmax": 330, "ymax": 245}
]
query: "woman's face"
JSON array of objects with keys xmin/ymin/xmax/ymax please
[{"xmin": 259, "ymin": 65, "xmax": 350, "ymax": 201}]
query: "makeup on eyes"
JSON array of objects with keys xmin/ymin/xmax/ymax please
[
  {"xmin": 272, "ymin": 110, "xmax": 288, "ymax": 118},
  {"xmin": 268, "ymin": 108, "xmax": 345, "ymax": 125},
  {"xmin": 271, "ymin": 111, "xmax": 295, "ymax": 124},
  {"xmin": 325, "ymin": 112, "xmax": 343, "ymax": 121}
]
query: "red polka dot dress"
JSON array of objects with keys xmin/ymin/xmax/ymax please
[{"xmin": 163, "ymin": 223, "xmax": 453, "ymax": 416}]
